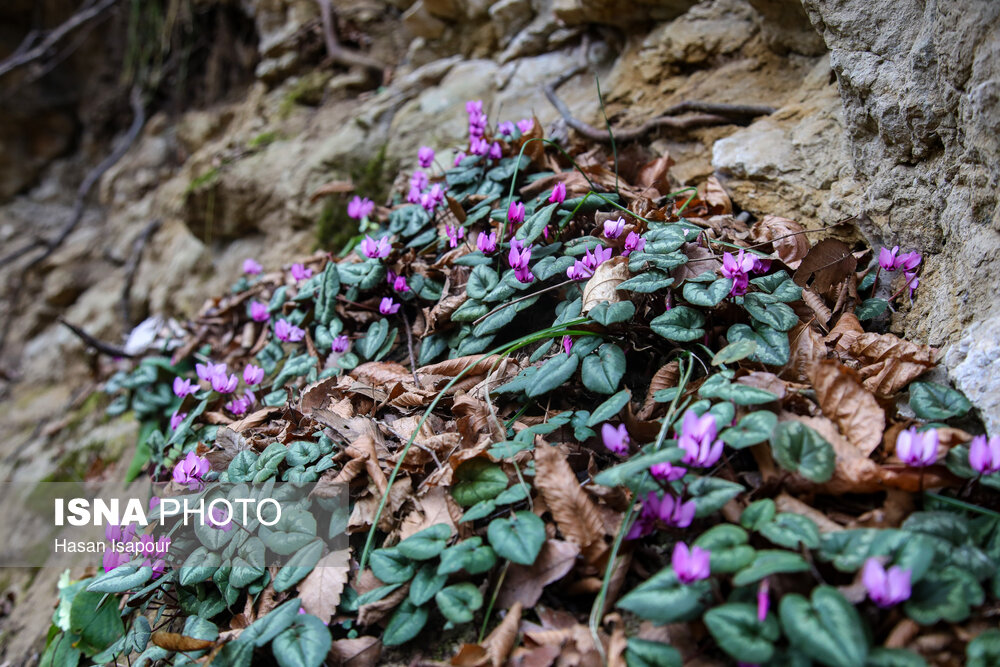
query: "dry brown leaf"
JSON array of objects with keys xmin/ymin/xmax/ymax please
[
  {"xmin": 483, "ymin": 601, "xmax": 523, "ymax": 667},
  {"xmin": 498, "ymin": 540, "xmax": 580, "ymax": 608},
  {"xmin": 808, "ymin": 360, "xmax": 885, "ymax": 456},
  {"xmin": 635, "ymin": 153, "xmax": 674, "ymax": 196},
  {"xmin": 848, "ymin": 332, "xmax": 938, "ymax": 396},
  {"xmin": 350, "ymin": 361, "xmax": 412, "ymax": 387},
  {"xmin": 357, "ymin": 579, "xmax": 410, "ymax": 626},
  {"xmin": 329, "ymin": 636, "xmax": 382, "ymax": 666},
  {"xmin": 673, "ymin": 242, "xmax": 721, "ymax": 284},
  {"xmin": 825, "ymin": 312, "xmax": 864, "ymax": 356},
  {"xmin": 780, "ymin": 412, "xmax": 884, "ymax": 494},
  {"xmin": 418, "ymin": 354, "xmax": 505, "ymax": 380},
  {"xmin": 150, "ymin": 632, "xmax": 215, "ymax": 651},
  {"xmin": 451, "ymin": 645, "xmax": 489, "ymax": 667},
  {"xmin": 533, "ymin": 446, "xmax": 607, "ymax": 550},
  {"xmin": 774, "ymin": 493, "xmax": 844, "ymax": 533},
  {"xmin": 793, "ymin": 239, "xmax": 857, "ymax": 294},
  {"xmin": 784, "ymin": 322, "xmax": 828, "ymax": 383},
  {"xmin": 801, "ymin": 287, "xmax": 832, "ymax": 325},
  {"xmin": 735, "ymin": 371, "xmax": 788, "ymax": 400},
  {"xmin": 310, "ymin": 179, "xmax": 354, "ymax": 202},
  {"xmin": 751, "ymin": 215, "xmax": 809, "ymax": 266},
  {"xmin": 582, "ymin": 256, "xmax": 630, "ymax": 313},
  {"xmin": 298, "ymin": 549, "xmax": 351, "ymax": 623},
  {"xmin": 397, "ymin": 486, "xmax": 458, "ymax": 541},
  {"xmin": 639, "ymin": 361, "xmax": 678, "ymax": 420},
  {"xmin": 702, "ymin": 175, "xmax": 732, "ymax": 214}
]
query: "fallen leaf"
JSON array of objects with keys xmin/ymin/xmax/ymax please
[
  {"xmin": 151, "ymin": 632, "xmax": 215, "ymax": 651},
  {"xmin": 533, "ymin": 446, "xmax": 607, "ymax": 551},
  {"xmin": 673, "ymin": 242, "xmax": 721, "ymax": 284},
  {"xmin": 639, "ymin": 361, "xmax": 678, "ymax": 420},
  {"xmin": 329, "ymin": 636, "xmax": 382, "ymax": 667},
  {"xmin": 299, "ymin": 549, "xmax": 351, "ymax": 624},
  {"xmin": 801, "ymin": 287, "xmax": 832, "ymax": 325},
  {"xmin": 635, "ymin": 153, "xmax": 674, "ymax": 196},
  {"xmin": 310, "ymin": 179, "xmax": 354, "ymax": 202},
  {"xmin": 750, "ymin": 215, "xmax": 809, "ymax": 266},
  {"xmin": 808, "ymin": 360, "xmax": 885, "ymax": 456},
  {"xmin": 793, "ymin": 239, "xmax": 857, "ymax": 294},
  {"xmin": 847, "ymin": 333, "xmax": 938, "ymax": 396},
  {"xmin": 783, "ymin": 322, "xmax": 827, "ymax": 383},
  {"xmin": 774, "ymin": 493, "xmax": 844, "ymax": 533},
  {"xmin": 498, "ymin": 540, "xmax": 580, "ymax": 608},
  {"xmin": 483, "ymin": 601, "xmax": 523, "ymax": 667},
  {"xmin": 702, "ymin": 176, "xmax": 732, "ymax": 215},
  {"xmin": 582, "ymin": 256, "xmax": 630, "ymax": 313}
]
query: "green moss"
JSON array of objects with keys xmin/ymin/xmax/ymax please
[
  {"xmin": 314, "ymin": 143, "xmax": 395, "ymax": 251},
  {"xmin": 249, "ymin": 131, "xmax": 281, "ymax": 149},
  {"xmin": 185, "ymin": 166, "xmax": 220, "ymax": 194},
  {"xmin": 279, "ymin": 71, "xmax": 334, "ymax": 117}
]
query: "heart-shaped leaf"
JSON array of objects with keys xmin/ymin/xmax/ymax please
[
  {"xmin": 733, "ymin": 550, "xmax": 810, "ymax": 586},
  {"xmin": 397, "ymin": 523, "xmax": 452, "ymax": 561},
  {"xmin": 452, "ymin": 459, "xmax": 509, "ymax": 507},
  {"xmin": 683, "ymin": 277, "xmax": 733, "ymax": 307},
  {"xmin": 694, "ymin": 524, "xmax": 756, "ymax": 574},
  {"xmin": 744, "ymin": 293, "xmax": 799, "ymax": 331},
  {"xmin": 904, "ymin": 566, "xmax": 982, "ymax": 625},
  {"xmin": 581, "ymin": 344, "xmax": 626, "ymax": 395},
  {"xmin": 711, "ymin": 339, "xmax": 758, "ymax": 365},
  {"xmin": 617, "ymin": 271, "xmax": 674, "ymax": 293},
  {"xmin": 587, "ymin": 389, "xmax": 631, "ymax": 426},
  {"xmin": 437, "ymin": 538, "xmax": 497, "ymax": 576},
  {"xmin": 625, "ymin": 638, "xmax": 682, "ymax": 667},
  {"xmin": 856, "ymin": 298, "xmax": 889, "ymax": 321},
  {"xmin": 760, "ymin": 513, "xmax": 820, "ymax": 550},
  {"xmin": 780, "ymin": 587, "xmax": 868, "ymax": 667},
  {"xmin": 704, "ymin": 603, "xmax": 780, "ymax": 664},
  {"xmin": 727, "ymin": 323, "xmax": 790, "ymax": 366},
  {"xmin": 525, "ymin": 352, "xmax": 579, "ymax": 398},
  {"xmin": 86, "ymin": 565, "xmax": 153, "ymax": 593},
  {"xmin": 369, "ymin": 547, "xmax": 415, "ymax": 584},
  {"xmin": 771, "ymin": 421, "xmax": 835, "ymax": 482},
  {"xmin": 686, "ymin": 476, "xmax": 744, "ymax": 518},
  {"xmin": 356, "ymin": 319, "xmax": 389, "ymax": 360},
  {"xmin": 272, "ymin": 615, "xmax": 331, "ymax": 667},
  {"xmin": 383, "ymin": 601, "xmax": 429, "ymax": 646},
  {"xmin": 435, "ymin": 582, "xmax": 484, "ymax": 624},
  {"xmin": 740, "ymin": 499, "xmax": 777, "ymax": 531},
  {"xmin": 467, "ymin": 265, "xmax": 500, "ymax": 300},
  {"xmin": 908, "ymin": 381, "xmax": 971, "ymax": 420},
  {"xmin": 650, "ymin": 306, "xmax": 706, "ymax": 342},
  {"xmin": 487, "ymin": 511, "xmax": 546, "ymax": 565},
  {"xmin": 721, "ymin": 411, "xmax": 778, "ymax": 448},
  {"xmin": 589, "ymin": 300, "xmax": 636, "ymax": 326},
  {"xmin": 617, "ymin": 567, "xmax": 711, "ymax": 624},
  {"xmin": 409, "ymin": 562, "xmax": 448, "ymax": 606},
  {"xmin": 751, "ymin": 271, "xmax": 802, "ymax": 302}
]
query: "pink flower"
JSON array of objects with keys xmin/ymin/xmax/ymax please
[
  {"xmin": 243, "ymin": 364, "xmax": 264, "ymax": 386},
  {"xmin": 196, "ymin": 361, "xmax": 227, "ymax": 383},
  {"xmin": 896, "ymin": 426, "xmax": 938, "ymax": 467},
  {"xmin": 275, "ymin": 319, "xmax": 305, "ymax": 343},
  {"xmin": 106, "ymin": 521, "xmax": 137, "ymax": 544},
  {"xmin": 548, "ymin": 182, "xmax": 567, "ymax": 204},
  {"xmin": 627, "ymin": 493, "xmax": 697, "ymax": 539},
  {"xmin": 331, "ymin": 335, "xmax": 350, "ymax": 354},
  {"xmin": 225, "ymin": 394, "xmax": 251, "ymax": 415},
  {"xmin": 582, "ymin": 244, "xmax": 612, "ymax": 271},
  {"xmin": 757, "ymin": 579, "xmax": 770, "ymax": 621},
  {"xmin": 173, "ymin": 377, "xmax": 197, "ymax": 398},
  {"xmin": 429, "ymin": 184, "xmax": 446, "ymax": 206},
  {"xmin": 172, "ymin": 451, "xmax": 210, "ymax": 489},
  {"xmin": 348, "ymin": 196, "xmax": 375, "ymax": 220},
  {"xmin": 514, "ymin": 266, "xmax": 534, "ymax": 284},
  {"xmin": 672, "ymin": 542, "xmax": 711, "ymax": 584},
  {"xmin": 211, "ymin": 372, "xmax": 239, "ymax": 394},
  {"xmin": 601, "ymin": 423, "xmax": 630, "ymax": 456},
  {"xmin": 508, "ymin": 239, "xmax": 532, "ymax": 270},
  {"xmin": 170, "ymin": 411, "xmax": 187, "ymax": 431},
  {"xmin": 488, "ymin": 142, "xmax": 503, "ymax": 160},
  {"xmin": 498, "ymin": 121, "xmax": 515, "ymax": 136},
  {"xmin": 360, "ymin": 235, "xmax": 391, "ymax": 259},
  {"xmin": 380, "ymin": 297, "xmax": 400, "ymax": 315},
  {"xmin": 208, "ymin": 505, "xmax": 234, "ymax": 532},
  {"xmin": 862, "ymin": 558, "xmax": 911, "ymax": 607},
  {"xmin": 721, "ymin": 250, "xmax": 756, "ymax": 297},
  {"xmin": 103, "ymin": 550, "xmax": 130, "ymax": 573},
  {"xmin": 470, "ymin": 137, "xmax": 489, "ymax": 155},
  {"xmin": 453, "ymin": 152, "xmax": 467, "ymax": 166},
  {"xmin": 407, "ymin": 185, "xmax": 423, "ymax": 204},
  {"xmin": 622, "ymin": 231, "xmax": 646, "ymax": 256},
  {"xmin": 677, "ymin": 410, "xmax": 724, "ymax": 468},
  {"xmin": 650, "ymin": 461, "xmax": 686, "ymax": 481},
  {"xmin": 566, "ymin": 260, "xmax": 595, "ymax": 281},
  {"xmin": 969, "ymin": 435, "xmax": 1000, "ymax": 475},
  {"xmin": 290, "ymin": 263, "xmax": 313, "ymax": 282},
  {"xmin": 411, "ymin": 170, "xmax": 429, "ymax": 190},
  {"xmin": 904, "ymin": 271, "xmax": 920, "ymax": 298},
  {"xmin": 477, "ymin": 231, "xmax": 497, "ymax": 254},
  {"xmin": 878, "ymin": 246, "xmax": 899, "ymax": 271},
  {"xmin": 507, "ymin": 201, "xmax": 525, "ymax": 224},
  {"xmin": 516, "ymin": 118, "xmax": 534, "ymax": 134},
  {"xmin": 250, "ymin": 301, "xmax": 269, "ymax": 322},
  {"xmin": 562, "ymin": 335, "xmax": 573, "ymax": 355},
  {"xmin": 446, "ymin": 225, "xmax": 465, "ymax": 248},
  {"xmin": 243, "ymin": 258, "xmax": 262, "ymax": 275},
  {"xmin": 603, "ymin": 217, "xmax": 626, "ymax": 239},
  {"xmin": 418, "ymin": 146, "xmax": 435, "ymax": 168},
  {"xmin": 392, "ymin": 274, "xmax": 409, "ymax": 292},
  {"xmin": 466, "ymin": 100, "xmax": 484, "ymax": 115},
  {"xmin": 896, "ymin": 251, "xmax": 922, "ymax": 271}
]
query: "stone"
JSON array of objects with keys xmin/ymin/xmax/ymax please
[
  {"xmin": 489, "ymin": 0, "xmax": 535, "ymax": 47},
  {"xmin": 747, "ymin": 0, "xmax": 825, "ymax": 56},
  {"xmin": 403, "ymin": 0, "xmax": 447, "ymax": 39},
  {"xmin": 553, "ymin": 0, "xmax": 698, "ymax": 26},
  {"xmin": 945, "ymin": 315, "xmax": 1000, "ymax": 437}
]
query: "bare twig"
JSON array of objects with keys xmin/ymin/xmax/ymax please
[
  {"xmin": 314, "ymin": 0, "xmax": 385, "ymax": 76},
  {"xmin": 59, "ymin": 318, "xmax": 134, "ymax": 358},
  {"xmin": 120, "ymin": 219, "xmax": 163, "ymax": 327}
]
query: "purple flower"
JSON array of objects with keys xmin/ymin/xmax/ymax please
[
  {"xmin": 250, "ymin": 301, "xmax": 269, "ymax": 322},
  {"xmin": 601, "ymin": 423, "xmax": 630, "ymax": 456},
  {"xmin": 103, "ymin": 550, "xmax": 130, "ymax": 572},
  {"xmin": 208, "ymin": 505, "xmax": 234, "ymax": 532},
  {"xmin": 196, "ymin": 361, "xmax": 226, "ymax": 383},
  {"xmin": 904, "ymin": 271, "xmax": 920, "ymax": 298},
  {"xmin": 290, "ymin": 263, "xmax": 313, "ymax": 282},
  {"xmin": 411, "ymin": 170, "xmax": 429, "ymax": 190},
  {"xmin": 170, "ymin": 411, "xmax": 187, "ymax": 431},
  {"xmin": 466, "ymin": 100, "xmax": 483, "ymax": 115},
  {"xmin": 225, "ymin": 394, "xmax": 251, "ymax": 415},
  {"xmin": 757, "ymin": 579, "xmax": 770, "ymax": 621},
  {"xmin": 672, "ymin": 542, "xmax": 711, "ymax": 584},
  {"xmin": 862, "ymin": 558, "xmax": 912, "ymax": 607},
  {"xmin": 173, "ymin": 451, "xmax": 210, "ymax": 489},
  {"xmin": 548, "ymin": 182, "xmax": 566, "ymax": 204},
  {"xmin": 969, "ymin": 435, "xmax": 1000, "ymax": 475},
  {"xmin": 627, "ymin": 492, "xmax": 697, "ymax": 539},
  {"xmin": 677, "ymin": 410, "xmax": 724, "ymax": 468},
  {"xmin": 603, "ymin": 217, "xmax": 626, "ymax": 239},
  {"xmin": 562, "ymin": 335, "xmax": 573, "ymax": 355},
  {"xmin": 380, "ymin": 297, "xmax": 400, "ymax": 315},
  {"xmin": 348, "ymin": 196, "xmax": 375, "ymax": 220},
  {"xmin": 488, "ymin": 142, "xmax": 503, "ymax": 160},
  {"xmin": 721, "ymin": 250, "xmax": 756, "ymax": 297},
  {"xmin": 470, "ymin": 137, "xmax": 489, "ymax": 155},
  {"xmin": 173, "ymin": 377, "xmax": 197, "ymax": 398},
  {"xmin": 498, "ymin": 121, "xmax": 515, "ymax": 135},
  {"xmin": 454, "ymin": 152, "xmax": 467, "ymax": 167},
  {"xmin": 243, "ymin": 258, "xmax": 262, "ymax": 275},
  {"xmin": 878, "ymin": 246, "xmax": 899, "ymax": 271},
  {"xmin": 418, "ymin": 146, "xmax": 435, "ymax": 168},
  {"xmin": 896, "ymin": 426, "xmax": 938, "ymax": 467},
  {"xmin": 106, "ymin": 521, "xmax": 137, "ymax": 544},
  {"xmin": 360, "ymin": 235, "xmax": 392, "ymax": 259},
  {"xmin": 650, "ymin": 461, "xmax": 686, "ymax": 481},
  {"xmin": 211, "ymin": 371, "xmax": 239, "ymax": 394},
  {"xmin": 446, "ymin": 225, "xmax": 465, "ymax": 248},
  {"xmin": 392, "ymin": 274, "xmax": 409, "ymax": 292},
  {"xmin": 407, "ymin": 185, "xmax": 422, "ymax": 204},
  {"xmin": 582, "ymin": 244, "xmax": 613, "ymax": 271},
  {"xmin": 566, "ymin": 260, "xmax": 595, "ymax": 281},
  {"xmin": 507, "ymin": 201, "xmax": 525, "ymax": 224},
  {"xmin": 516, "ymin": 118, "xmax": 534, "ymax": 134},
  {"xmin": 514, "ymin": 266, "xmax": 535, "ymax": 284},
  {"xmin": 275, "ymin": 319, "xmax": 305, "ymax": 343},
  {"xmin": 420, "ymin": 192, "xmax": 436, "ymax": 212},
  {"xmin": 243, "ymin": 364, "xmax": 264, "ymax": 386},
  {"xmin": 508, "ymin": 239, "xmax": 532, "ymax": 270},
  {"xmin": 896, "ymin": 251, "xmax": 921, "ymax": 271},
  {"xmin": 622, "ymin": 231, "xmax": 646, "ymax": 256},
  {"xmin": 331, "ymin": 335, "xmax": 350, "ymax": 354},
  {"xmin": 477, "ymin": 231, "xmax": 497, "ymax": 254}
]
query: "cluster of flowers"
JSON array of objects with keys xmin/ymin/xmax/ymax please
[
  {"xmin": 170, "ymin": 360, "xmax": 265, "ymax": 423},
  {"xmin": 407, "ymin": 165, "xmax": 448, "ymax": 214},
  {"xmin": 878, "ymin": 246, "xmax": 922, "ymax": 298},
  {"xmin": 897, "ymin": 426, "xmax": 1000, "ymax": 477},
  {"xmin": 102, "ymin": 518, "xmax": 172, "ymax": 576},
  {"xmin": 720, "ymin": 248, "xmax": 770, "ymax": 297}
]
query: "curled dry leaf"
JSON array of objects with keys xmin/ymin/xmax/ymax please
[
  {"xmin": 825, "ymin": 311, "xmax": 864, "ymax": 356},
  {"xmin": 702, "ymin": 175, "xmax": 733, "ymax": 215},
  {"xmin": 498, "ymin": 540, "xmax": 580, "ymax": 608},
  {"xmin": 793, "ymin": 238, "xmax": 857, "ymax": 294},
  {"xmin": 418, "ymin": 354, "xmax": 506, "ymax": 380},
  {"xmin": 639, "ymin": 361, "xmax": 678, "ymax": 420},
  {"xmin": 582, "ymin": 256, "xmax": 630, "ymax": 314},
  {"xmin": 329, "ymin": 636, "xmax": 382, "ymax": 667},
  {"xmin": 801, "ymin": 287, "xmax": 832, "ymax": 325},
  {"xmin": 735, "ymin": 371, "xmax": 787, "ymax": 400},
  {"xmin": 847, "ymin": 332, "xmax": 938, "ymax": 396},
  {"xmin": 309, "ymin": 179, "xmax": 354, "ymax": 202},
  {"xmin": 534, "ymin": 445, "xmax": 607, "ymax": 551},
  {"xmin": 299, "ymin": 549, "xmax": 351, "ymax": 624},
  {"xmin": 751, "ymin": 215, "xmax": 810, "ymax": 266},
  {"xmin": 482, "ymin": 601, "xmax": 523, "ymax": 667},
  {"xmin": 357, "ymin": 579, "xmax": 410, "ymax": 627},
  {"xmin": 808, "ymin": 360, "xmax": 885, "ymax": 457},
  {"xmin": 784, "ymin": 321, "xmax": 828, "ymax": 383},
  {"xmin": 635, "ymin": 153, "xmax": 674, "ymax": 197},
  {"xmin": 150, "ymin": 632, "xmax": 215, "ymax": 652}
]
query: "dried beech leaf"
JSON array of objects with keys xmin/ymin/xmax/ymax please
[
  {"xmin": 702, "ymin": 176, "xmax": 732, "ymax": 215},
  {"xmin": 673, "ymin": 242, "xmax": 721, "ymax": 284},
  {"xmin": 751, "ymin": 215, "xmax": 809, "ymax": 266},
  {"xmin": 825, "ymin": 312, "xmax": 864, "ymax": 356},
  {"xmin": 774, "ymin": 493, "xmax": 844, "ymax": 533},
  {"xmin": 498, "ymin": 540, "xmax": 579, "ymax": 608},
  {"xmin": 635, "ymin": 154, "xmax": 674, "ymax": 196},
  {"xmin": 533, "ymin": 446, "xmax": 607, "ymax": 549},
  {"xmin": 483, "ymin": 602, "xmax": 523, "ymax": 667},
  {"xmin": 847, "ymin": 333, "xmax": 938, "ymax": 396},
  {"xmin": 639, "ymin": 361, "xmax": 679, "ymax": 420},
  {"xmin": 784, "ymin": 322, "xmax": 828, "ymax": 383},
  {"xmin": 330, "ymin": 636, "xmax": 382, "ymax": 667},
  {"xmin": 582, "ymin": 256, "xmax": 630, "ymax": 313},
  {"xmin": 793, "ymin": 239, "xmax": 857, "ymax": 294},
  {"xmin": 299, "ymin": 549, "xmax": 351, "ymax": 624},
  {"xmin": 151, "ymin": 632, "xmax": 215, "ymax": 652},
  {"xmin": 418, "ymin": 354, "xmax": 505, "ymax": 379},
  {"xmin": 801, "ymin": 287, "xmax": 832, "ymax": 325},
  {"xmin": 808, "ymin": 360, "xmax": 885, "ymax": 456}
]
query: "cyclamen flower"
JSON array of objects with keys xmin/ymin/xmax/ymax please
[
  {"xmin": 508, "ymin": 239, "xmax": 532, "ymax": 270},
  {"xmin": 904, "ymin": 271, "xmax": 920, "ymax": 298},
  {"xmin": 498, "ymin": 121, "xmax": 515, "ymax": 136},
  {"xmin": 454, "ymin": 152, "xmax": 467, "ymax": 167},
  {"xmin": 331, "ymin": 335, "xmax": 350, "ymax": 354},
  {"xmin": 275, "ymin": 319, "xmax": 305, "ymax": 343},
  {"xmin": 488, "ymin": 142, "xmax": 503, "ymax": 160},
  {"xmin": 106, "ymin": 521, "xmax": 137, "ymax": 544},
  {"xmin": 897, "ymin": 251, "xmax": 921, "ymax": 271},
  {"xmin": 173, "ymin": 451, "xmax": 210, "ymax": 489},
  {"xmin": 622, "ymin": 231, "xmax": 646, "ymax": 256},
  {"xmin": 582, "ymin": 244, "xmax": 613, "ymax": 271},
  {"xmin": 672, "ymin": 542, "xmax": 711, "ymax": 584},
  {"xmin": 477, "ymin": 231, "xmax": 497, "ymax": 254},
  {"xmin": 677, "ymin": 409, "xmax": 724, "ymax": 468},
  {"xmin": 407, "ymin": 185, "xmax": 422, "ymax": 204},
  {"xmin": 878, "ymin": 246, "xmax": 899, "ymax": 271},
  {"xmin": 721, "ymin": 249, "xmax": 756, "ymax": 297},
  {"xmin": 507, "ymin": 201, "xmax": 525, "ymax": 224},
  {"xmin": 243, "ymin": 258, "xmax": 262, "ymax": 275},
  {"xmin": 290, "ymin": 263, "xmax": 312, "ymax": 282},
  {"xmin": 418, "ymin": 146, "xmax": 435, "ymax": 168},
  {"xmin": 896, "ymin": 426, "xmax": 938, "ymax": 467},
  {"xmin": 173, "ymin": 377, "xmax": 197, "ymax": 398},
  {"xmin": 603, "ymin": 217, "xmax": 626, "ymax": 239},
  {"xmin": 969, "ymin": 435, "xmax": 1000, "ymax": 475},
  {"xmin": 429, "ymin": 184, "xmax": 446, "ymax": 206},
  {"xmin": 446, "ymin": 225, "xmax": 465, "ymax": 248},
  {"xmin": 196, "ymin": 361, "xmax": 227, "ymax": 383},
  {"xmin": 470, "ymin": 137, "xmax": 489, "ymax": 155},
  {"xmin": 516, "ymin": 118, "xmax": 534, "ymax": 134},
  {"xmin": 650, "ymin": 461, "xmax": 686, "ymax": 482},
  {"xmin": 562, "ymin": 335, "xmax": 573, "ymax": 355},
  {"xmin": 169, "ymin": 411, "xmax": 187, "ymax": 431},
  {"xmin": 757, "ymin": 579, "xmax": 770, "ymax": 621},
  {"xmin": 380, "ymin": 297, "xmax": 400, "ymax": 315},
  {"xmin": 466, "ymin": 100, "xmax": 484, "ymax": 115},
  {"xmin": 243, "ymin": 364, "xmax": 264, "ymax": 386},
  {"xmin": 392, "ymin": 274, "xmax": 409, "ymax": 292},
  {"xmin": 566, "ymin": 260, "xmax": 595, "ymax": 281},
  {"xmin": 347, "ymin": 196, "xmax": 375, "ymax": 220},
  {"xmin": 103, "ymin": 550, "xmax": 130, "ymax": 572},
  {"xmin": 411, "ymin": 171, "xmax": 429, "ymax": 190},
  {"xmin": 360, "ymin": 235, "xmax": 392, "ymax": 259},
  {"xmin": 627, "ymin": 492, "xmax": 697, "ymax": 539},
  {"xmin": 601, "ymin": 423, "xmax": 630, "ymax": 456},
  {"xmin": 548, "ymin": 182, "xmax": 566, "ymax": 204},
  {"xmin": 514, "ymin": 266, "xmax": 535, "ymax": 283},
  {"xmin": 862, "ymin": 558, "xmax": 912, "ymax": 607},
  {"xmin": 250, "ymin": 301, "xmax": 269, "ymax": 322},
  {"xmin": 225, "ymin": 393, "xmax": 253, "ymax": 416},
  {"xmin": 211, "ymin": 372, "xmax": 239, "ymax": 394},
  {"xmin": 208, "ymin": 505, "xmax": 234, "ymax": 532}
]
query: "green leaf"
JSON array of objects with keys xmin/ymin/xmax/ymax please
[
  {"xmin": 705, "ymin": 603, "xmax": 780, "ymax": 664},
  {"xmin": 516, "ymin": 202, "xmax": 558, "ymax": 244},
  {"xmin": 494, "ymin": 484, "xmax": 529, "ymax": 505},
  {"xmin": 314, "ymin": 263, "xmax": 341, "ymax": 325},
  {"xmin": 683, "ymin": 277, "xmax": 732, "ymax": 307},
  {"xmin": 525, "ymin": 353, "xmax": 579, "ymax": 398},
  {"xmin": 699, "ymin": 373, "xmax": 778, "ymax": 405},
  {"xmin": 727, "ymin": 323, "xmax": 790, "ymax": 366},
  {"xmin": 617, "ymin": 567, "xmax": 711, "ymax": 624},
  {"xmin": 86, "ymin": 565, "xmax": 152, "ymax": 593},
  {"xmin": 687, "ymin": 476, "xmax": 744, "ymax": 518},
  {"xmin": 694, "ymin": 524, "xmax": 755, "ymax": 574},
  {"xmin": 69, "ymin": 590, "xmax": 124, "ymax": 655},
  {"xmin": 452, "ymin": 459, "xmax": 509, "ymax": 507},
  {"xmin": 594, "ymin": 447, "xmax": 684, "ymax": 488},
  {"xmin": 452, "ymin": 298, "xmax": 489, "ymax": 322},
  {"xmin": 908, "ymin": 381, "xmax": 971, "ymax": 420},
  {"xmin": 356, "ymin": 319, "xmax": 389, "ymax": 360},
  {"xmin": 751, "ymin": 271, "xmax": 802, "ymax": 302},
  {"xmin": 435, "ymin": 582, "xmax": 484, "ymax": 624},
  {"xmin": 761, "ymin": 513, "xmax": 820, "ymax": 549},
  {"xmin": 487, "ymin": 511, "xmax": 546, "ymax": 565},
  {"xmin": 213, "ymin": 639, "xmax": 254, "ymax": 667},
  {"xmin": 273, "ymin": 539, "xmax": 324, "ymax": 592},
  {"xmin": 581, "ymin": 344, "xmax": 626, "ymax": 395},
  {"xmin": 397, "ymin": 523, "xmax": 451, "ymax": 561},
  {"xmin": 625, "ymin": 638, "xmax": 682, "ymax": 667},
  {"xmin": 383, "ymin": 601, "xmax": 429, "ymax": 646},
  {"xmin": 904, "ymin": 566, "xmax": 982, "ymax": 625},
  {"xmin": 273, "ymin": 616, "xmax": 331, "ymax": 667},
  {"xmin": 617, "ymin": 271, "xmax": 674, "ymax": 294},
  {"xmin": 855, "ymin": 298, "xmax": 889, "ymax": 321},
  {"xmin": 587, "ymin": 390, "xmax": 631, "ymax": 426},
  {"xmin": 744, "ymin": 293, "xmax": 799, "ymax": 331},
  {"xmin": 460, "ymin": 499, "xmax": 497, "ymax": 522},
  {"xmin": 771, "ymin": 421, "xmax": 836, "ymax": 482},
  {"xmin": 356, "ymin": 583, "xmax": 401, "ymax": 607},
  {"xmin": 180, "ymin": 547, "xmax": 223, "ymax": 585},
  {"xmin": 409, "ymin": 562, "xmax": 448, "ymax": 606},
  {"xmin": 40, "ymin": 633, "xmax": 82, "ymax": 667},
  {"xmin": 370, "ymin": 547, "xmax": 416, "ymax": 584},
  {"xmin": 467, "ymin": 265, "xmax": 500, "ymax": 300},
  {"xmin": 866, "ymin": 648, "xmax": 928, "ymax": 667},
  {"xmin": 629, "ymin": 250, "xmax": 688, "ymax": 273},
  {"xmin": 437, "ymin": 538, "xmax": 497, "ymax": 576},
  {"xmin": 779, "ymin": 586, "xmax": 868, "ymax": 667},
  {"xmin": 712, "ymin": 339, "xmax": 758, "ymax": 365},
  {"xmin": 650, "ymin": 306, "xmax": 705, "ymax": 342},
  {"xmin": 967, "ymin": 629, "xmax": 1000, "ymax": 667},
  {"xmin": 733, "ymin": 550, "xmax": 810, "ymax": 586},
  {"xmin": 589, "ymin": 301, "xmax": 636, "ymax": 326},
  {"xmin": 741, "ymin": 499, "xmax": 777, "ymax": 531},
  {"xmin": 721, "ymin": 411, "xmax": 777, "ymax": 449}
]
